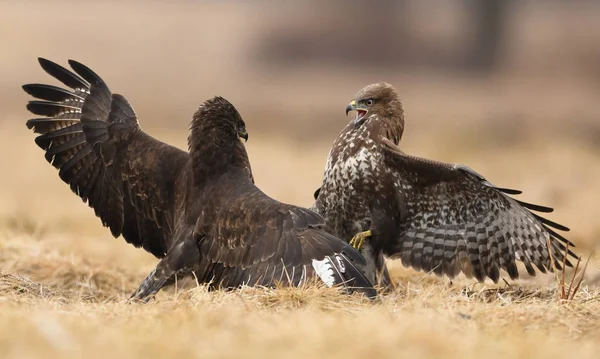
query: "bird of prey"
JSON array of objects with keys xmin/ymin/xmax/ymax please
[
  {"xmin": 312, "ymin": 82, "xmax": 578, "ymax": 286},
  {"xmin": 23, "ymin": 58, "xmax": 376, "ymax": 301}
]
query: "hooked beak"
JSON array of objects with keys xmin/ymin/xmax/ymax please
[
  {"xmin": 345, "ymin": 100, "xmax": 356, "ymax": 116},
  {"xmin": 345, "ymin": 100, "xmax": 368, "ymax": 129},
  {"xmin": 238, "ymin": 129, "xmax": 248, "ymax": 142}
]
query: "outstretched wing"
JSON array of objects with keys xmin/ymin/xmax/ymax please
[
  {"xmin": 24, "ymin": 58, "xmax": 189, "ymax": 257},
  {"xmin": 379, "ymin": 138, "xmax": 577, "ymax": 283},
  {"xmin": 195, "ymin": 176, "xmax": 375, "ymax": 297}
]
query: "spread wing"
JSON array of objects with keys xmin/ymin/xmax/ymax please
[
  {"xmin": 379, "ymin": 138, "xmax": 577, "ymax": 283},
  {"xmin": 194, "ymin": 177, "xmax": 375, "ymax": 296},
  {"xmin": 24, "ymin": 58, "xmax": 189, "ymax": 257}
]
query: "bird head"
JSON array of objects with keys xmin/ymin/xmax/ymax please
[
  {"xmin": 345, "ymin": 82, "xmax": 404, "ymax": 136},
  {"xmin": 189, "ymin": 96, "xmax": 253, "ymax": 184},
  {"xmin": 192, "ymin": 96, "xmax": 248, "ymax": 144}
]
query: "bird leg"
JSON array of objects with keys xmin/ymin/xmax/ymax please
[
  {"xmin": 129, "ymin": 236, "xmax": 201, "ymax": 303},
  {"xmin": 129, "ymin": 265, "xmax": 176, "ymax": 303},
  {"xmin": 349, "ymin": 230, "xmax": 372, "ymax": 250}
]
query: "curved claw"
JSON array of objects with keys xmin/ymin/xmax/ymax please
[{"xmin": 349, "ymin": 230, "xmax": 372, "ymax": 250}]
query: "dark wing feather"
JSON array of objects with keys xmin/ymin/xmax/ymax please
[
  {"xmin": 380, "ymin": 138, "xmax": 577, "ymax": 283},
  {"xmin": 24, "ymin": 58, "xmax": 189, "ymax": 257},
  {"xmin": 194, "ymin": 178, "xmax": 375, "ymax": 297}
]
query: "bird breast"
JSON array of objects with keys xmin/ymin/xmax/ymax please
[
  {"xmin": 324, "ymin": 134, "xmax": 381, "ymax": 190},
  {"xmin": 320, "ymin": 135, "xmax": 383, "ymax": 238}
]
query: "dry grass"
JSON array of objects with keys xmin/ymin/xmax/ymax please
[
  {"xmin": 1, "ymin": 229, "xmax": 600, "ymax": 359},
  {"xmin": 1, "ymin": 127, "xmax": 599, "ymax": 359},
  {"xmin": 2, "ymin": 105, "xmax": 600, "ymax": 359},
  {"xmin": 1, "ymin": 140, "xmax": 600, "ymax": 359}
]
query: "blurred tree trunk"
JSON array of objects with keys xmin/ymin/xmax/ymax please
[
  {"xmin": 256, "ymin": 0, "xmax": 509, "ymax": 72},
  {"xmin": 354, "ymin": 0, "xmax": 410, "ymax": 64},
  {"xmin": 256, "ymin": 0, "xmax": 410, "ymax": 66},
  {"xmin": 466, "ymin": 0, "xmax": 509, "ymax": 72}
]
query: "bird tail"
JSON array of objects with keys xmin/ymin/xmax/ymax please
[{"xmin": 311, "ymin": 247, "xmax": 378, "ymax": 299}]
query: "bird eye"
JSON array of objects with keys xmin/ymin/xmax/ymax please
[{"xmin": 366, "ymin": 99, "xmax": 374, "ymax": 106}]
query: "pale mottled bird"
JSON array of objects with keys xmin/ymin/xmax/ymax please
[{"xmin": 312, "ymin": 82, "xmax": 577, "ymax": 286}]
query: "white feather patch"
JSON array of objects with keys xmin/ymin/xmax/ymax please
[
  {"xmin": 335, "ymin": 255, "xmax": 346, "ymax": 273},
  {"xmin": 312, "ymin": 257, "xmax": 336, "ymax": 287}
]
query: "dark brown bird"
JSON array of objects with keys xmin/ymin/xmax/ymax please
[
  {"xmin": 23, "ymin": 58, "xmax": 376, "ymax": 301},
  {"xmin": 312, "ymin": 82, "xmax": 578, "ymax": 286}
]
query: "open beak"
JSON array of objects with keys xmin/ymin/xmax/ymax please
[
  {"xmin": 238, "ymin": 130, "xmax": 248, "ymax": 142},
  {"xmin": 345, "ymin": 100, "xmax": 368, "ymax": 128}
]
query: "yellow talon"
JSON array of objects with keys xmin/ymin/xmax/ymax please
[{"xmin": 349, "ymin": 230, "xmax": 371, "ymax": 250}]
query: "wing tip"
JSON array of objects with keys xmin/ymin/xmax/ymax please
[
  {"xmin": 37, "ymin": 57, "xmax": 62, "ymax": 74},
  {"xmin": 37, "ymin": 57, "xmax": 52, "ymax": 67},
  {"xmin": 495, "ymin": 187, "xmax": 523, "ymax": 195},
  {"xmin": 25, "ymin": 118, "xmax": 36, "ymax": 130},
  {"xmin": 68, "ymin": 59, "xmax": 103, "ymax": 85},
  {"xmin": 22, "ymin": 83, "xmax": 33, "ymax": 94}
]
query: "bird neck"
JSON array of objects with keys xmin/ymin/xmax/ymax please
[
  {"xmin": 188, "ymin": 126, "xmax": 252, "ymax": 186},
  {"xmin": 380, "ymin": 100, "xmax": 405, "ymax": 145},
  {"xmin": 383, "ymin": 116, "xmax": 405, "ymax": 145}
]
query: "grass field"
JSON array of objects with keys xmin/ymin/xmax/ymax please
[
  {"xmin": 0, "ymin": 227, "xmax": 599, "ymax": 359},
  {"xmin": 1, "ymin": 124, "xmax": 599, "ymax": 359},
  {"xmin": 2, "ymin": 2, "xmax": 600, "ymax": 359}
]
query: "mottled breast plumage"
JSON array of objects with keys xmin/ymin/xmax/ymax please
[{"xmin": 317, "ymin": 117, "xmax": 385, "ymax": 240}]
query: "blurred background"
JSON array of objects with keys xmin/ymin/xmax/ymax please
[{"xmin": 1, "ymin": 0, "xmax": 599, "ymax": 283}]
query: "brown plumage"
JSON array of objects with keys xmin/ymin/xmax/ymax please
[
  {"xmin": 24, "ymin": 58, "xmax": 376, "ymax": 301},
  {"xmin": 312, "ymin": 82, "xmax": 578, "ymax": 285}
]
